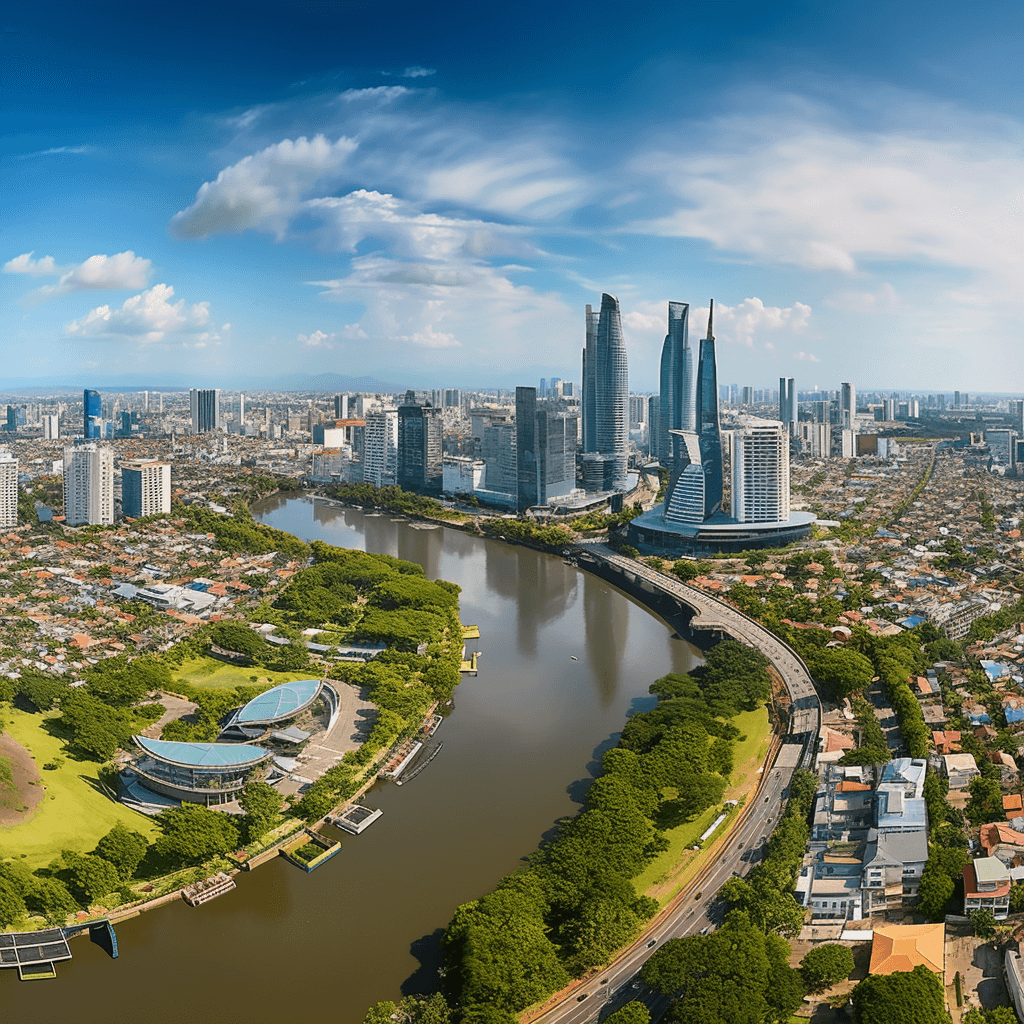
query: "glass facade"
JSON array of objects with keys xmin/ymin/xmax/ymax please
[
  {"xmin": 83, "ymin": 388, "xmax": 101, "ymax": 439},
  {"xmin": 657, "ymin": 301, "xmax": 694, "ymax": 464}
]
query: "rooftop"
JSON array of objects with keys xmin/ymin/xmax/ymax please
[
  {"xmin": 869, "ymin": 923, "xmax": 945, "ymax": 976},
  {"xmin": 235, "ymin": 678, "xmax": 323, "ymax": 725},
  {"xmin": 134, "ymin": 735, "xmax": 270, "ymax": 768}
]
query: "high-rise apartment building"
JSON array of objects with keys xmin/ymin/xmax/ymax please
[
  {"xmin": 840, "ymin": 382, "xmax": 856, "ymax": 431},
  {"xmin": 363, "ymin": 409, "xmax": 398, "ymax": 487},
  {"xmin": 63, "ymin": 445, "xmax": 114, "ymax": 526},
  {"xmin": 121, "ymin": 459, "xmax": 171, "ymax": 517},
  {"xmin": 397, "ymin": 401, "xmax": 443, "ymax": 492},
  {"xmin": 731, "ymin": 419, "xmax": 790, "ymax": 524},
  {"xmin": 778, "ymin": 377, "xmax": 797, "ymax": 434},
  {"xmin": 648, "ymin": 396, "xmax": 661, "ymax": 459},
  {"xmin": 657, "ymin": 301, "xmax": 694, "ymax": 465},
  {"xmin": 581, "ymin": 293, "xmax": 629, "ymax": 488},
  {"xmin": 83, "ymin": 389, "xmax": 102, "ymax": 439},
  {"xmin": 190, "ymin": 389, "xmax": 220, "ymax": 433},
  {"xmin": 515, "ymin": 387, "xmax": 578, "ymax": 510},
  {"xmin": 0, "ymin": 452, "xmax": 17, "ymax": 528},
  {"xmin": 334, "ymin": 394, "xmax": 349, "ymax": 419},
  {"xmin": 42, "ymin": 414, "xmax": 60, "ymax": 440}
]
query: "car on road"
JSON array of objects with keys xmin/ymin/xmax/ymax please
[
  {"xmin": 647, "ymin": 939, "xmax": 657, "ymax": 947},
  {"xmin": 738, "ymin": 842, "xmax": 744, "ymax": 848},
  {"xmin": 694, "ymin": 891, "xmax": 703, "ymax": 900},
  {"xmin": 577, "ymin": 993, "xmax": 588, "ymax": 1002}
]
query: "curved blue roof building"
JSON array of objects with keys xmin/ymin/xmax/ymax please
[{"xmin": 235, "ymin": 679, "xmax": 323, "ymax": 726}]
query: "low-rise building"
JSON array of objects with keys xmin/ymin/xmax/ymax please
[
  {"xmin": 868, "ymin": 923, "xmax": 945, "ymax": 975},
  {"xmin": 943, "ymin": 752, "xmax": 981, "ymax": 789},
  {"xmin": 963, "ymin": 856, "xmax": 1011, "ymax": 919}
]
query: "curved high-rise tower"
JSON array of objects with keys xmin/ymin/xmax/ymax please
[
  {"xmin": 581, "ymin": 293, "xmax": 629, "ymax": 489},
  {"xmin": 657, "ymin": 301, "xmax": 694, "ymax": 464},
  {"xmin": 695, "ymin": 300, "xmax": 723, "ymax": 517}
]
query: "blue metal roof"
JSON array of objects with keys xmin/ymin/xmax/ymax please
[
  {"xmin": 134, "ymin": 736, "xmax": 270, "ymax": 768},
  {"xmin": 235, "ymin": 678, "xmax": 322, "ymax": 725}
]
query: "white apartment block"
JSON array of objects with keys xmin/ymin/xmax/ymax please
[
  {"xmin": 121, "ymin": 459, "xmax": 171, "ymax": 517},
  {"xmin": 63, "ymin": 445, "xmax": 114, "ymax": 526},
  {"xmin": 42, "ymin": 414, "xmax": 60, "ymax": 440},
  {"xmin": 731, "ymin": 418, "xmax": 790, "ymax": 523},
  {"xmin": 363, "ymin": 409, "xmax": 398, "ymax": 488},
  {"xmin": 0, "ymin": 452, "xmax": 17, "ymax": 529}
]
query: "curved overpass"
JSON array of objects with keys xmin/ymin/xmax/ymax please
[{"xmin": 525, "ymin": 547, "xmax": 822, "ymax": 1023}]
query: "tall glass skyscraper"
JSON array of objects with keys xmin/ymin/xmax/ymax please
[
  {"xmin": 657, "ymin": 301, "xmax": 694, "ymax": 464},
  {"xmin": 83, "ymin": 389, "xmax": 101, "ymax": 439},
  {"xmin": 581, "ymin": 293, "xmax": 629, "ymax": 488},
  {"xmin": 779, "ymin": 377, "xmax": 797, "ymax": 433},
  {"xmin": 695, "ymin": 302, "xmax": 723, "ymax": 518}
]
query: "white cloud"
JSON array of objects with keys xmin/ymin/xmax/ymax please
[
  {"xmin": 826, "ymin": 282, "xmax": 898, "ymax": 313},
  {"xmin": 27, "ymin": 251, "xmax": 152, "ymax": 301},
  {"xmin": 793, "ymin": 351, "xmax": 820, "ymax": 362},
  {"xmin": 17, "ymin": 145, "xmax": 92, "ymax": 160},
  {"xmin": 170, "ymin": 134, "xmax": 358, "ymax": 239},
  {"xmin": 297, "ymin": 326, "xmax": 367, "ymax": 347},
  {"xmin": 4, "ymin": 252, "xmax": 61, "ymax": 276},
  {"xmin": 66, "ymin": 284, "xmax": 212, "ymax": 342},
  {"xmin": 402, "ymin": 67, "xmax": 436, "ymax": 78},
  {"xmin": 338, "ymin": 86, "xmax": 409, "ymax": 104},
  {"xmin": 629, "ymin": 100, "xmax": 1024, "ymax": 304}
]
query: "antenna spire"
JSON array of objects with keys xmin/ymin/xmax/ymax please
[{"xmin": 707, "ymin": 299, "xmax": 714, "ymax": 339}]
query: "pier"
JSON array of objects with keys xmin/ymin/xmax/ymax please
[
  {"xmin": 395, "ymin": 741, "xmax": 442, "ymax": 786},
  {"xmin": 329, "ymin": 804, "xmax": 383, "ymax": 834},
  {"xmin": 281, "ymin": 829, "xmax": 343, "ymax": 871},
  {"xmin": 379, "ymin": 738, "xmax": 422, "ymax": 779},
  {"xmin": 0, "ymin": 928, "xmax": 73, "ymax": 980}
]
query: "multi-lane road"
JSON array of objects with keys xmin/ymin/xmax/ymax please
[{"xmin": 527, "ymin": 549, "xmax": 821, "ymax": 1023}]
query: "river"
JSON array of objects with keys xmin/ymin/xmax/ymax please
[{"xmin": 3, "ymin": 495, "xmax": 700, "ymax": 1022}]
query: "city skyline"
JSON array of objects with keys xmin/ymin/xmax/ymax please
[{"xmin": 2, "ymin": 2, "xmax": 1023, "ymax": 392}]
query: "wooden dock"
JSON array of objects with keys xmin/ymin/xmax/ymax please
[
  {"xmin": 460, "ymin": 652, "xmax": 479, "ymax": 675},
  {"xmin": 461, "ymin": 624, "xmax": 481, "ymax": 639}
]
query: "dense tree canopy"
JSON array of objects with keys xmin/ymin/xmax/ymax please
[
  {"xmin": 801, "ymin": 943, "xmax": 855, "ymax": 992},
  {"xmin": 851, "ymin": 965, "xmax": 948, "ymax": 1024},
  {"xmin": 154, "ymin": 804, "xmax": 240, "ymax": 866},
  {"xmin": 94, "ymin": 822, "xmax": 150, "ymax": 880}
]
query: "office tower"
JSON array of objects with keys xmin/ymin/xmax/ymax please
[
  {"xmin": 362, "ymin": 409, "xmax": 398, "ymax": 487},
  {"xmin": 937, "ymin": 393, "xmax": 946, "ymax": 411},
  {"xmin": 840, "ymin": 382, "xmax": 856, "ymax": 431},
  {"xmin": 158, "ymin": 392, "xmax": 164, "ymax": 414},
  {"xmin": 334, "ymin": 394, "xmax": 349, "ymax": 419},
  {"xmin": 580, "ymin": 293, "xmax": 629, "ymax": 487},
  {"xmin": 121, "ymin": 459, "xmax": 171, "ymax": 517},
  {"xmin": 954, "ymin": 391, "xmax": 961, "ymax": 409},
  {"xmin": 515, "ymin": 387, "xmax": 578, "ymax": 510},
  {"xmin": 963, "ymin": 393, "xmax": 969, "ymax": 407},
  {"xmin": 190, "ymin": 388, "xmax": 220, "ymax": 433},
  {"xmin": 798, "ymin": 421, "xmax": 831, "ymax": 458},
  {"xmin": 664, "ymin": 303, "xmax": 723, "ymax": 523},
  {"xmin": 539, "ymin": 378, "xmax": 547, "ymax": 396},
  {"xmin": 648, "ymin": 396, "xmax": 661, "ymax": 459},
  {"xmin": 0, "ymin": 452, "xmax": 17, "ymax": 528},
  {"xmin": 729, "ymin": 383, "xmax": 739, "ymax": 406},
  {"xmin": 443, "ymin": 389, "xmax": 461, "ymax": 409},
  {"xmin": 42, "ymin": 414, "xmax": 59, "ymax": 440},
  {"xmin": 4, "ymin": 406, "xmax": 15, "ymax": 432},
  {"xmin": 742, "ymin": 386, "xmax": 753, "ymax": 406},
  {"xmin": 561, "ymin": 381, "xmax": 575, "ymax": 398},
  {"xmin": 83, "ymin": 389, "xmax": 101, "ymax": 439},
  {"xmin": 397, "ymin": 402, "xmax": 444, "ymax": 491},
  {"xmin": 778, "ymin": 377, "xmax": 797, "ymax": 433},
  {"xmin": 1010, "ymin": 401, "xmax": 1024, "ymax": 434},
  {"xmin": 143, "ymin": 390, "xmax": 149, "ymax": 413},
  {"xmin": 657, "ymin": 301, "xmax": 694, "ymax": 464},
  {"xmin": 62, "ymin": 445, "xmax": 114, "ymax": 526},
  {"xmin": 731, "ymin": 419, "xmax": 790, "ymax": 523},
  {"xmin": 628, "ymin": 395, "xmax": 647, "ymax": 429},
  {"xmin": 238, "ymin": 393, "xmax": 245, "ymax": 425}
]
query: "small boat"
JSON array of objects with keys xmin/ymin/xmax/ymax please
[{"xmin": 570, "ymin": 656, "xmax": 578, "ymax": 661}]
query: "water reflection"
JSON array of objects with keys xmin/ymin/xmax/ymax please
[{"xmin": 583, "ymin": 573, "xmax": 629, "ymax": 707}]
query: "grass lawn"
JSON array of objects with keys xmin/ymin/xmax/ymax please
[
  {"xmin": 173, "ymin": 655, "xmax": 320, "ymax": 691},
  {"xmin": 0, "ymin": 708, "xmax": 157, "ymax": 869},
  {"xmin": 635, "ymin": 704, "xmax": 772, "ymax": 906}
]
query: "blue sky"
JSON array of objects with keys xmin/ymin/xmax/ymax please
[{"xmin": 2, "ymin": 0, "xmax": 1022, "ymax": 392}]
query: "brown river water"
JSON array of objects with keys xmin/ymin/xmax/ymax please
[{"xmin": 1, "ymin": 495, "xmax": 699, "ymax": 1023}]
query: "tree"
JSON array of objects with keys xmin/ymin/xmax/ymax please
[
  {"xmin": 1010, "ymin": 881, "xmax": 1024, "ymax": 913},
  {"xmin": 967, "ymin": 776, "xmax": 1005, "ymax": 825},
  {"xmin": 807, "ymin": 647, "xmax": 874, "ymax": 701},
  {"xmin": 363, "ymin": 993, "xmax": 451, "ymax": 1023},
  {"xmin": 154, "ymin": 804, "xmax": 241, "ymax": 867},
  {"xmin": 239, "ymin": 780, "xmax": 284, "ymax": 843},
  {"xmin": 970, "ymin": 907, "xmax": 997, "ymax": 938},
  {"xmin": 0, "ymin": 876, "xmax": 26, "ymax": 927},
  {"xmin": 28, "ymin": 877, "xmax": 80, "ymax": 923},
  {"xmin": 916, "ymin": 865, "xmax": 955, "ymax": 922},
  {"xmin": 62, "ymin": 850, "xmax": 121, "ymax": 906},
  {"xmin": 801, "ymin": 943, "xmax": 855, "ymax": 992},
  {"xmin": 94, "ymin": 822, "xmax": 149, "ymax": 880},
  {"xmin": 604, "ymin": 1004, "xmax": 650, "ymax": 1024},
  {"xmin": 851, "ymin": 965, "xmax": 948, "ymax": 1024}
]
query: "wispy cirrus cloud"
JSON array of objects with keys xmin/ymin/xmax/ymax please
[
  {"xmin": 297, "ymin": 326, "xmax": 367, "ymax": 347},
  {"xmin": 16, "ymin": 145, "xmax": 93, "ymax": 160},
  {"xmin": 402, "ymin": 66, "xmax": 435, "ymax": 78}
]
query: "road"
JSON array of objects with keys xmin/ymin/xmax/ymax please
[{"xmin": 527, "ymin": 549, "xmax": 822, "ymax": 1024}]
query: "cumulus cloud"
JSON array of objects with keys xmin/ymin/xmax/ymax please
[
  {"xmin": 297, "ymin": 326, "xmax": 368, "ymax": 347},
  {"xmin": 402, "ymin": 67, "xmax": 436, "ymax": 78},
  {"xmin": 27, "ymin": 251, "xmax": 152, "ymax": 301},
  {"xmin": 4, "ymin": 252, "xmax": 62, "ymax": 276},
  {"xmin": 66, "ymin": 284, "xmax": 212, "ymax": 342},
  {"xmin": 793, "ymin": 351, "xmax": 820, "ymax": 362},
  {"xmin": 170, "ymin": 134, "xmax": 358, "ymax": 239}
]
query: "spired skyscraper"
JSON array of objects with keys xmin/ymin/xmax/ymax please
[
  {"xmin": 581, "ymin": 293, "xmax": 629, "ymax": 490},
  {"xmin": 657, "ymin": 301, "xmax": 695, "ymax": 465}
]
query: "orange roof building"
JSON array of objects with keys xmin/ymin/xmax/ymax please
[{"xmin": 868, "ymin": 923, "xmax": 945, "ymax": 976}]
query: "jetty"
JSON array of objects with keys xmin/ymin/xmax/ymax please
[
  {"xmin": 182, "ymin": 871, "xmax": 236, "ymax": 907},
  {"xmin": 379, "ymin": 738, "xmax": 422, "ymax": 780},
  {"xmin": 329, "ymin": 804, "xmax": 383, "ymax": 835},
  {"xmin": 460, "ymin": 651, "xmax": 479, "ymax": 675},
  {"xmin": 281, "ymin": 828, "xmax": 343, "ymax": 871},
  {"xmin": 0, "ymin": 928, "xmax": 73, "ymax": 980},
  {"xmin": 395, "ymin": 741, "xmax": 442, "ymax": 786}
]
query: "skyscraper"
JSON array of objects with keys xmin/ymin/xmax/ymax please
[
  {"xmin": 63, "ymin": 445, "xmax": 114, "ymax": 526},
  {"xmin": 840, "ymin": 382, "xmax": 856, "ymax": 431},
  {"xmin": 732, "ymin": 419, "xmax": 790, "ymax": 523},
  {"xmin": 122, "ymin": 459, "xmax": 171, "ymax": 517},
  {"xmin": 397, "ymin": 401, "xmax": 444, "ymax": 492},
  {"xmin": 362, "ymin": 409, "xmax": 398, "ymax": 487},
  {"xmin": 0, "ymin": 452, "xmax": 17, "ymax": 529},
  {"xmin": 657, "ymin": 301, "xmax": 694, "ymax": 465},
  {"xmin": 190, "ymin": 389, "xmax": 220, "ymax": 433},
  {"xmin": 84, "ymin": 388, "xmax": 101, "ymax": 439},
  {"xmin": 334, "ymin": 393, "xmax": 349, "ymax": 419},
  {"xmin": 778, "ymin": 377, "xmax": 796, "ymax": 433},
  {"xmin": 580, "ymin": 293, "xmax": 629, "ymax": 488},
  {"xmin": 516, "ymin": 387, "xmax": 578, "ymax": 510},
  {"xmin": 664, "ymin": 303, "xmax": 722, "ymax": 523}
]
